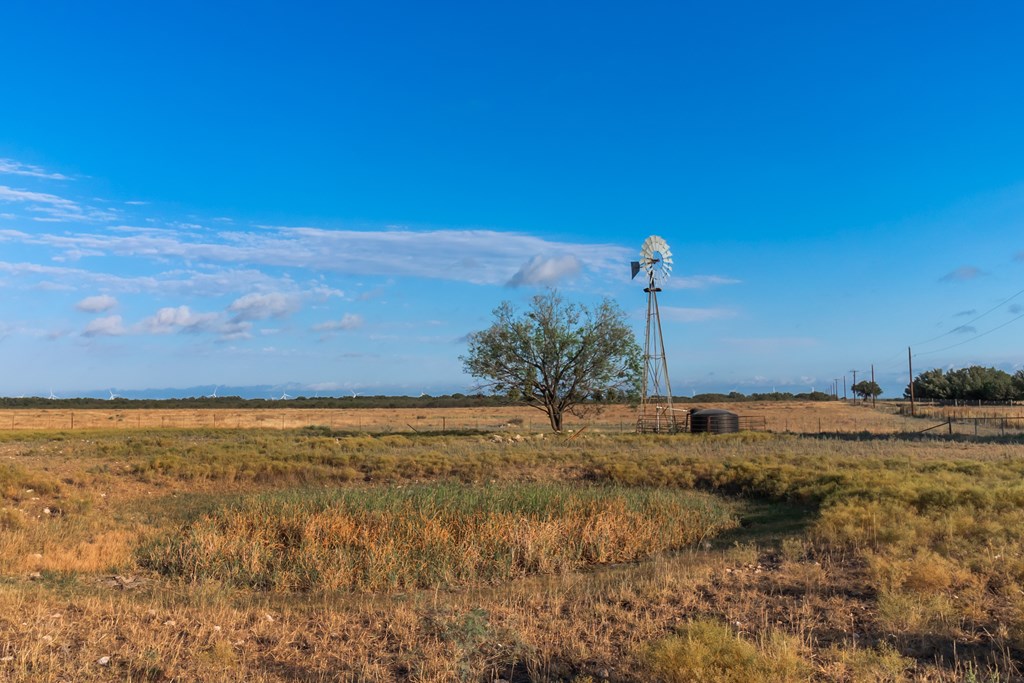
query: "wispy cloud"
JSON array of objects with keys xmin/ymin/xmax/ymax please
[
  {"xmin": 0, "ymin": 225, "xmax": 631, "ymax": 287},
  {"xmin": 940, "ymin": 266, "xmax": 984, "ymax": 282},
  {"xmin": 952, "ymin": 325, "xmax": 977, "ymax": 335},
  {"xmin": 228, "ymin": 292, "xmax": 300, "ymax": 321},
  {"xmin": 0, "ymin": 185, "xmax": 114, "ymax": 222},
  {"xmin": 138, "ymin": 305, "xmax": 220, "ymax": 334},
  {"xmin": 953, "ymin": 309, "xmax": 977, "ymax": 317},
  {"xmin": 667, "ymin": 274, "xmax": 741, "ymax": 289},
  {"xmin": 312, "ymin": 313, "xmax": 364, "ymax": 332},
  {"xmin": 506, "ymin": 254, "xmax": 581, "ymax": 287},
  {"xmin": 0, "ymin": 159, "xmax": 70, "ymax": 180},
  {"xmin": 82, "ymin": 315, "xmax": 126, "ymax": 337},
  {"xmin": 75, "ymin": 295, "xmax": 118, "ymax": 313},
  {"xmin": 659, "ymin": 306, "xmax": 737, "ymax": 323}
]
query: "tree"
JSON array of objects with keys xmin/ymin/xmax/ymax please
[
  {"xmin": 1014, "ymin": 370, "xmax": 1024, "ymax": 400},
  {"xmin": 851, "ymin": 380, "xmax": 882, "ymax": 402},
  {"xmin": 461, "ymin": 290, "xmax": 642, "ymax": 431},
  {"xmin": 906, "ymin": 366, "xmax": 1020, "ymax": 402},
  {"xmin": 905, "ymin": 368, "xmax": 949, "ymax": 400}
]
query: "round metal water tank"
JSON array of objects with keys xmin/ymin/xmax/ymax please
[{"xmin": 690, "ymin": 409, "xmax": 740, "ymax": 434}]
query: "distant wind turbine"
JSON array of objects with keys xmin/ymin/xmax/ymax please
[
  {"xmin": 207, "ymin": 386, "xmax": 219, "ymax": 398},
  {"xmin": 279, "ymin": 391, "xmax": 292, "ymax": 400},
  {"xmin": 107, "ymin": 389, "xmax": 119, "ymax": 400},
  {"xmin": 47, "ymin": 388, "xmax": 58, "ymax": 400},
  {"xmin": 349, "ymin": 390, "xmax": 361, "ymax": 398}
]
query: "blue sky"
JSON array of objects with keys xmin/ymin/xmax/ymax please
[{"xmin": 1, "ymin": 1, "xmax": 1023, "ymax": 398}]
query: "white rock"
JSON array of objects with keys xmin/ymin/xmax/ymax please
[{"xmin": 97, "ymin": 656, "xmax": 111, "ymax": 666}]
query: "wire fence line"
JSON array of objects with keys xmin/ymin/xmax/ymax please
[{"xmin": 1, "ymin": 404, "xmax": 1021, "ymax": 438}]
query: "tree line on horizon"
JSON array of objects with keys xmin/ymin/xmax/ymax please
[{"xmin": 906, "ymin": 365, "xmax": 1024, "ymax": 402}]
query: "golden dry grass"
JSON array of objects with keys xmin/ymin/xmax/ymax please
[
  {"xmin": 1, "ymin": 422, "xmax": 1023, "ymax": 680},
  {"xmin": 0, "ymin": 399, "xmax": 938, "ymax": 434}
]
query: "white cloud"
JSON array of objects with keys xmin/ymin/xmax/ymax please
[
  {"xmin": 0, "ymin": 185, "xmax": 80, "ymax": 213},
  {"xmin": 138, "ymin": 305, "xmax": 220, "ymax": 334},
  {"xmin": 0, "ymin": 185, "xmax": 116, "ymax": 223},
  {"xmin": 75, "ymin": 295, "xmax": 118, "ymax": 313},
  {"xmin": 506, "ymin": 254, "xmax": 581, "ymax": 287},
  {"xmin": 228, "ymin": 292, "xmax": 299, "ymax": 321},
  {"xmin": 313, "ymin": 313, "xmax": 364, "ymax": 332},
  {"xmin": 0, "ymin": 159, "xmax": 70, "ymax": 180},
  {"xmin": 659, "ymin": 306, "xmax": 738, "ymax": 323},
  {"xmin": 0, "ymin": 226, "xmax": 631, "ymax": 287},
  {"xmin": 0, "ymin": 260, "xmax": 297, "ymax": 299},
  {"xmin": 667, "ymin": 275, "xmax": 741, "ymax": 289},
  {"xmin": 82, "ymin": 315, "xmax": 126, "ymax": 337}
]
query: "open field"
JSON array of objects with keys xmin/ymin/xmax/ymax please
[
  {"xmin": 2, "ymin": 420, "xmax": 1024, "ymax": 680},
  {"xmin": 5, "ymin": 399, "xmax": 1018, "ymax": 435}
]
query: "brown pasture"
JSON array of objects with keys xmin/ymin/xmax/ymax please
[{"xmin": 0, "ymin": 400, "xmax": 992, "ymax": 434}]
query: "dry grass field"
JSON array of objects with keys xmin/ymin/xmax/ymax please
[
  {"xmin": 1, "ymin": 406, "xmax": 1024, "ymax": 680},
  {"xmin": 0, "ymin": 399, "xmax": 991, "ymax": 435}
]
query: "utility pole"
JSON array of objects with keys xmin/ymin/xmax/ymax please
[
  {"xmin": 850, "ymin": 369, "xmax": 858, "ymax": 402},
  {"xmin": 908, "ymin": 347, "xmax": 915, "ymax": 416},
  {"xmin": 833, "ymin": 378, "xmax": 840, "ymax": 399},
  {"xmin": 843, "ymin": 376, "xmax": 847, "ymax": 400}
]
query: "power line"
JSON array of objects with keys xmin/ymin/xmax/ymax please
[
  {"xmin": 911, "ymin": 285, "xmax": 1024, "ymax": 350},
  {"xmin": 874, "ymin": 285, "xmax": 1024, "ymax": 372},
  {"xmin": 915, "ymin": 309, "xmax": 1024, "ymax": 358}
]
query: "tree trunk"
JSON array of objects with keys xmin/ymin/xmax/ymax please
[{"xmin": 548, "ymin": 407, "xmax": 563, "ymax": 432}]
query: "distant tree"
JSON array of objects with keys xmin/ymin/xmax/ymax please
[
  {"xmin": 461, "ymin": 290, "xmax": 642, "ymax": 432},
  {"xmin": 851, "ymin": 380, "xmax": 882, "ymax": 401}
]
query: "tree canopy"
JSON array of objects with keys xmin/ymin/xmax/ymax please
[
  {"xmin": 906, "ymin": 366, "xmax": 1024, "ymax": 401},
  {"xmin": 461, "ymin": 290, "xmax": 642, "ymax": 431},
  {"xmin": 850, "ymin": 380, "xmax": 882, "ymax": 401}
]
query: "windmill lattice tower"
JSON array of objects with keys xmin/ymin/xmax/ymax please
[{"xmin": 631, "ymin": 235, "xmax": 678, "ymax": 433}]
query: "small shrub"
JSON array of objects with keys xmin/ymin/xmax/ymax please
[
  {"xmin": 640, "ymin": 619, "xmax": 808, "ymax": 683},
  {"xmin": 821, "ymin": 642, "xmax": 913, "ymax": 682}
]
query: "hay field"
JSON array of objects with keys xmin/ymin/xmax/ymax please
[{"xmin": 0, "ymin": 400, "xmax": 929, "ymax": 434}]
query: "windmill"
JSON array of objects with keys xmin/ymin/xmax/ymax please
[
  {"xmin": 47, "ymin": 388, "xmax": 58, "ymax": 400},
  {"xmin": 207, "ymin": 386, "xmax": 219, "ymax": 399},
  {"xmin": 107, "ymin": 389, "xmax": 120, "ymax": 400},
  {"xmin": 631, "ymin": 235, "xmax": 678, "ymax": 433}
]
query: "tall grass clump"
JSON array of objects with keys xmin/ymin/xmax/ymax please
[
  {"xmin": 139, "ymin": 482, "xmax": 736, "ymax": 591},
  {"xmin": 640, "ymin": 619, "xmax": 809, "ymax": 683},
  {"xmin": 0, "ymin": 462, "xmax": 60, "ymax": 500}
]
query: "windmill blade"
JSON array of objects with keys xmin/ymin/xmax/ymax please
[{"xmin": 631, "ymin": 261, "xmax": 641, "ymax": 279}]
